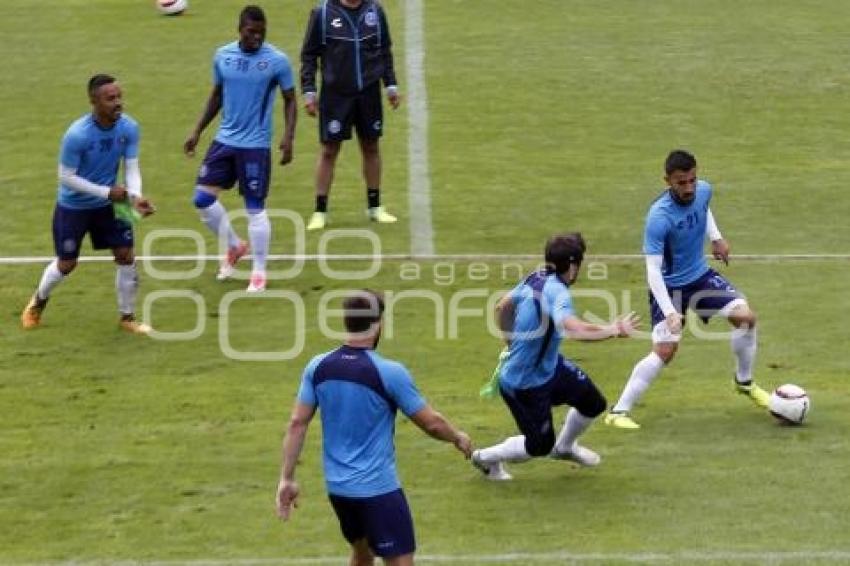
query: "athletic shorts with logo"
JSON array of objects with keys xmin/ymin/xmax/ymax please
[
  {"xmin": 196, "ymin": 140, "xmax": 271, "ymax": 203},
  {"xmin": 319, "ymin": 82, "xmax": 383, "ymax": 143},
  {"xmin": 328, "ymin": 488, "xmax": 415, "ymax": 557},
  {"xmin": 52, "ymin": 204, "xmax": 133, "ymax": 260},
  {"xmin": 649, "ymin": 268, "xmax": 742, "ymax": 326}
]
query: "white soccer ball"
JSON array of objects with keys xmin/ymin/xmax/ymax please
[
  {"xmin": 768, "ymin": 384, "xmax": 810, "ymax": 425},
  {"xmin": 156, "ymin": 0, "xmax": 188, "ymax": 16}
]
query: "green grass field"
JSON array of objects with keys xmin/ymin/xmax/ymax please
[{"xmin": 2, "ymin": 1, "xmax": 850, "ymax": 564}]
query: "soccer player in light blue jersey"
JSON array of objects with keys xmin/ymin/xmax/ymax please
[
  {"xmin": 471, "ymin": 234, "xmax": 640, "ymax": 481},
  {"xmin": 184, "ymin": 5, "xmax": 297, "ymax": 292},
  {"xmin": 276, "ymin": 291, "xmax": 472, "ymax": 566},
  {"xmin": 21, "ymin": 74, "xmax": 155, "ymax": 334},
  {"xmin": 605, "ymin": 150, "xmax": 770, "ymax": 430}
]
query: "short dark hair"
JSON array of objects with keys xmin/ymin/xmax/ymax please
[
  {"xmin": 88, "ymin": 74, "xmax": 115, "ymax": 96},
  {"xmin": 544, "ymin": 232, "xmax": 586, "ymax": 274},
  {"xmin": 343, "ymin": 290, "xmax": 385, "ymax": 333},
  {"xmin": 239, "ymin": 5, "xmax": 266, "ymax": 27},
  {"xmin": 665, "ymin": 150, "xmax": 697, "ymax": 175}
]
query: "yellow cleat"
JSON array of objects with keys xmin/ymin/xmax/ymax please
[
  {"xmin": 306, "ymin": 211, "xmax": 327, "ymax": 231},
  {"xmin": 367, "ymin": 206, "xmax": 397, "ymax": 223},
  {"xmin": 21, "ymin": 295, "xmax": 48, "ymax": 329},
  {"xmin": 120, "ymin": 316, "xmax": 152, "ymax": 336},
  {"xmin": 604, "ymin": 411, "xmax": 641, "ymax": 430},
  {"xmin": 736, "ymin": 382, "xmax": 770, "ymax": 408}
]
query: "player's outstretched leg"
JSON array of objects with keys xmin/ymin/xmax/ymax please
[
  {"xmin": 551, "ymin": 381, "xmax": 607, "ymax": 466},
  {"xmin": 471, "ymin": 436, "xmax": 527, "ymax": 481},
  {"xmin": 194, "ymin": 187, "xmax": 247, "ymax": 280},
  {"xmin": 727, "ymin": 304, "xmax": 769, "ymax": 408},
  {"xmin": 605, "ymin": 351, "xmax": 666, "ymax": 430},
  {"xmin": 607, "ymin": 333, "xmax": 675, "ymax": 430},
  {"xmin": 551, "ymin": 409, "xmax": 601, "ymax": 466},
  {"xmin": 22, "ymin": 259, "xmax": 69, "ymax": 329}
]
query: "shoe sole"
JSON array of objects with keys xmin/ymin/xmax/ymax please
[
  {"xmin": 550, "ymin": 451, "xmax": 601, "ymax": 467},
  {"xmin": 604, "ymin": 416, "xmax": 641, "ymax": 430}
]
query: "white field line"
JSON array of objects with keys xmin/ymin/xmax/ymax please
[
  {"xmin": 404, "ymin": 0, "xmax": 435, "ymax": 257},
  {"xmin": 1, "ymin": 253, "xmax": 850, "ymax": 265},
  {"xmin": 18, "ymin": 550, "xmax": 850, "ymax": 565}
]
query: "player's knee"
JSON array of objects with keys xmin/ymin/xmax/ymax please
[
  {"xmin": 525, "ymin": 431, "xmax": 555, "ymax": 457},
  {"xmin": 192, "ymin": 187, "xmax": 217, "ymax": 209},
  {"xmin": 57, "ymin": 259, "xmax": 77, "ymax": 275},
  {"xmin": 113, "ymin": 248, "xmax": 134, "ymax": 265},
  {"xmin": 350, "ymin": 539, "xmax": 374, "ymax": 566},
  {"xmin": 320, "ymin": 142, "xmax": 341, "ymax": 160},
  {"xmin": 576, "ymin": 389, "xmax": 607, "ymax": 419},
  {"xmin": 654, "ymin": 343, "xmax": 678, "ymax": 364},
  {"xmin": 359, "ymin": 138, "xmax": 379, "ymax": 157},
  {"xmin": 731, "ymin": 306, "xmax": 757, "ymax": 329}
]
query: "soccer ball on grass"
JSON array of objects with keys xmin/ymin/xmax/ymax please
[
  {"xmin": 156, "ymin": 0, "xmax": 188, "ymax": 16},
  {"xmin": 768, "ymin": 384, "xmax": 810, "ymax": 425}
]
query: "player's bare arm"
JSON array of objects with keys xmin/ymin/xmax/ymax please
[
  {"xmin": 276, "ymin": 402, "xmax": 316, "ymax": 521},
  {"xmin": 409, "ymin": 406, "xmax": 473, "ymax": 458},
  {"xmin": 563, "ymin": 312, "xmax": 640, "ymax": 341},
  {"xmin": 279, "ymin": 87, "xmax": 297, "ymax": 165},
  {"xmin": 495, "ymin": 293, "xmax": 515, "ymax": 346},
  {"xmin": 184, "ymin": 84, "xmax": 223, "ymax": 156},
  {"xmin": 108, "ymin": 186, "xmax": 128, "ymax": 202}
]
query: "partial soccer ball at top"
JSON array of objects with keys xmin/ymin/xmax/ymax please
[
  {"xmin": 156, "ymin": 0, "xmax": 188, "ymax": 16},
  {"xmin": 768, "ymin": 384, "xmax": 810, "ymax": 425}
]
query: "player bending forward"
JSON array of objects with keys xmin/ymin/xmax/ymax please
[{"xmin": 472, "ymin": 233, "xmax": 639, "ymax": 481}]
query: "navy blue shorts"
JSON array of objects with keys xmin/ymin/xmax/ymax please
[
  {"xmin": 196, "ymin": 141, "xmax": 271, "ymax": 202},
  {"xmin": 52, "ymin": 204, "xmax": 133, "ymax": 260},
  {"xmin": 328, "ymin": 489, "xmax": 415, "ymax": 558},
  {"xmin": 649, "ymin": 268, "xmax": 742, "ymax": 326},
  {"xmin": 319, "ymin": 83, "xmax": 383, "ymax": 143},
  {"xmin": 500, "ymin": 356, "xmax": 606, "ymax": 457}
]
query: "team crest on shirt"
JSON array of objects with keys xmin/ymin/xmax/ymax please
[
  {"xmin": 257, "ymin": 60, "xmax": 269, "ymax": 71},
  {"xmin": 365, "ymin": 10, "xmax": 378, "ymax": 26},
  {"xmin": 118, "ymin": 136, "xmax": 127, "ymax": 146},
  {"xmin": 328, "ymin": 120, "xmax": 342, "ymax": 134}
]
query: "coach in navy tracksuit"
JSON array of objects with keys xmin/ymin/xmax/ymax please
[{"xmin": 300, "ymin": 0, "xmax": 400, "ymax": 231}]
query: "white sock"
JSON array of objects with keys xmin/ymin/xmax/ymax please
[
  {"xmin": 36, "ymin": 259, "xmax": 65, "ymax": 300},
  {"xmin": 116, "ymin": 262, "xmax": 139, "ymax": 315},
  {"xmin": 554, "ymin": 408, "xmax": 594, "ymax": 454},
  {"xmin": 248, "ymin": 210, "xmax": 270, "ymax": 273},
  {"xmin": 612, "ymin": 352, "xmax": 665, "ymax": 413},
  {"xmin": 477, "ymin": 435, "xmax": 530, "ymax": 464},
  {"xmin": 199, "ymin": 201, "xmax": 240, "ymax": 249},
  {"xmin": 731, "ymin": 326, "xmax": 757, "ymax": 383}
]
